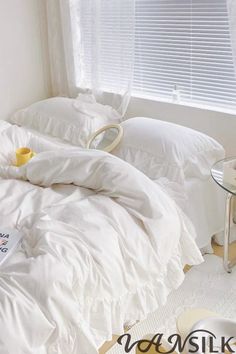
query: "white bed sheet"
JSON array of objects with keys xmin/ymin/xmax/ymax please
[
  {"xmin": 184, "ymin": 178, "xmax": 225, "ymax": 249},
  {"xmin": 157, "ymin": 176, "xmax": 225, "ymax": 250},
  {"xmin": 0, "ymin": 121, "xmax": 203, "ymax": 354}
]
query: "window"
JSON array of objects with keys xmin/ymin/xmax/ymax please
[
  {"xmin": 74, "ymin": 0, "xmax": 236, "ymax": 112},
  {"xmin": 134, "ymin": 0, "xmax": 236, "ymax": 112}
]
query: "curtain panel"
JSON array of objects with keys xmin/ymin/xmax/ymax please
[
  {"xmin": 47, "ymin": 0, "xmax": 135, "ymax": 117},
  {"xmin": 46, "ymin": 0, "xmax": 71, "ymax": 97}
]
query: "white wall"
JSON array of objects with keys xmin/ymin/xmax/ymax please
[
  {"xmin": 126, "ymin": 97, "xmax": 236, "ymax": 157},
  {"xmin": 0, "ymin": 0, "xmax": 51, "ymax": 120}
]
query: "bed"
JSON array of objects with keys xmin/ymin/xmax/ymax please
[
  {"xmin": 0, "ymin": 119, "xmax": 203, "ymax": 354},
  {"xmin": 0, "ymin": 95, "xmax": 225, "ymax": 353}
]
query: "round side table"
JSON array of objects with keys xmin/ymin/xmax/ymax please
[{"xmin": 211, "ymin": 157, "xmax": 236, "ymax": 273}]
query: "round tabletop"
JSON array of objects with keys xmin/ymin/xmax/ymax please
[{"xmin": 211, "ymin": 157, "xmax": 236, "ymax": 195}]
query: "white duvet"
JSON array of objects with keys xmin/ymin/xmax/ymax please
[{"xmin": 0, "ymin": 122, "xmax": 203, "ymax": 354}]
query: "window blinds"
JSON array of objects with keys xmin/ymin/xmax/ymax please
[
  {"xmin": 133, "ymin": 0, "xmax": 236, "ymax": 111},
  {"xmin": 73, "ymin": 0, "xmax": 236, "ymax": 112}
]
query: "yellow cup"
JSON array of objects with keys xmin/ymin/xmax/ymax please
[{"xmin": 15, "ymin": 147, "xmax": 36, "ymax": 167}]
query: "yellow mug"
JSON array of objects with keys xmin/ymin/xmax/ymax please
[{"xmin": 15, "ymin": 147, "xmax": 36, "ymax": 167}]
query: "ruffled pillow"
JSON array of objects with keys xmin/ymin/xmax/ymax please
[
  {"xmin": 10, "ymin": 95, "xmax": 121, "ymax": 147},
  {"xmin": 112, "ymin": 117, "xmax": 225, "ymax": 184}
]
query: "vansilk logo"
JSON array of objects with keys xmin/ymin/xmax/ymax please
[
  {"xmin": 0, "ymin": 233, "xmax": 9, "ymax": 253},
  {"xmin": 117, "ymin": 331, "xmax": 236, "ymax": 353}
]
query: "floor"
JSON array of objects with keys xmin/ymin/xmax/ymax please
[{"xmin": 99, "ymin": 241, "xmax": 236, "ymax": 354}]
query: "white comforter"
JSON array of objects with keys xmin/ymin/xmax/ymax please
[{"xmin": 0, "ymin": 122, "xmax": 203, "ymax": 354}]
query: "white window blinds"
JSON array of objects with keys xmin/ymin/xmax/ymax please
[
  {"xmin": 72, "ymin": 0, "xmax": 236, "ymax": 112},
  {"xmin": 133, "ymin": 0, "xmax": 236, "ymax": 112}
]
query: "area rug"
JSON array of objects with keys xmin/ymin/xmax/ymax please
[{"xmin": 107, "ymin": 255, "xmax": 236, "ymax": 353}]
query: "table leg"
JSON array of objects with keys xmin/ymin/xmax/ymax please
[{"xmin": 224, "ymin": 193, "xmax": 233, "ymax": 273}]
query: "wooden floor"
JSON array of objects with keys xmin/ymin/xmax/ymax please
[{"xmin": 99, "ymin": 241, "xmax": 236, "ymax": 354}]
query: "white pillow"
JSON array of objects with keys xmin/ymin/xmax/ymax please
[
  {"xmin": 112, "ymin": 117, "xmax": 225, "ymax": 183},
  {"xmin": 10, "ymin": 95, "xmax": 121, "ymax": 147}
]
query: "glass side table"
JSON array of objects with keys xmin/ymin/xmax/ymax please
[{"xmin": 211, "ymin": 157, "xmax": 236, "ymax": 273}]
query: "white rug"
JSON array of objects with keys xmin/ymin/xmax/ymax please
[{"xmin": 107, "ymin": 255, "xmax": 236, "ymax": 354}]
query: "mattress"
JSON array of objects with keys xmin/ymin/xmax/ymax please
[
  {"xmin": 0, "ymin": 121, "xmax": 203, "ymax": 354},
  {"xmin": 184, "ymin": 178, "xmax": 225, "ymax": 249},
  {"xmin": 158, "ymin": 176, "xmax": 225, "ymax": 250}
]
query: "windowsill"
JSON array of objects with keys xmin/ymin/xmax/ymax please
[
  {"xmin": 74, "ymin": 86, "xmax": 236, "ymax": 116},
  {"xmin": 131, "ymin": 92, "xmax": 236, "ymax": 116}
]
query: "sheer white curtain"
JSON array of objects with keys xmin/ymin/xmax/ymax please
[
  {"xmin": 46, "ymin": 0, "xmax": 135, "ymax": 117},
  {"xmin": 228, "ymin": 0, "xmax": 236, "ymax": 73},
  {"xmin": 46, "ymin": 0, "xmax": 72, "ymax": 97}
]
